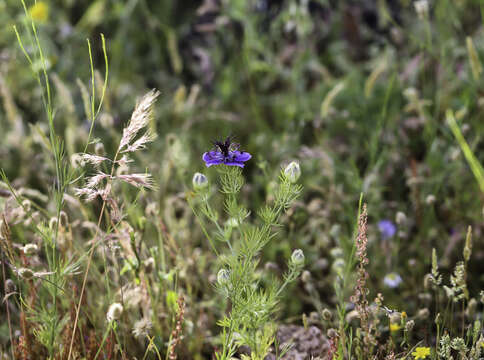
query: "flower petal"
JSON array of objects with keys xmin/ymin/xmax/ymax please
[
  {"xmin": 223, "ymin": 161, "xmax": 245, "ymax": 168},
  {"xmin": 231, "ymin": 151, "xmax": 251, "ymax": 162},
  {"xmin": 203, "ymin": 151, "xmax": 225, "ymax": 167}
]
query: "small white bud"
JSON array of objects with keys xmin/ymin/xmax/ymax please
[
  {"xmin": 18, "ymin": 268, "xmax": 34, "ymax": 280},
  {"xmin": 426, "ymin": 194, "xmax": 436, "ymax": 205},
  {"xmin": 395, "ymin": 211, "xmax": 407, "ymax": 225},
  {"xmin": 106, "ymin": 302, "xmax": 123, "ymax": 322},
  {"xmin": 291, "ymin": 249, "xmax": 305, "ymax": 265},
  {"xmin": 23, "ymin": 244, "xmax": 39, "ymax": 256},
  {"xmin": 217, "ymin": 269, "xmax": 230, "ymax": 286},
  {"xmin": 95, "ymin": 142, "xmax": 105, "ymax": 156},
  {"xmin": 284, "ymin": 161, "xmax": 301, "ymax": 183},
  {"xmin": 414, "ymin": 0, "xmax": 429, "ymax": 20},
  {"xmin": 192, "ymin": 172, "xmax": 208, "ymax": 190}
]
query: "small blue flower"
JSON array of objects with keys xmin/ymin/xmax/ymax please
[
  {"xmin": 383, "ymin": 272, "xmax": 403, "ymax": 288},
  {"xmin": 378, "ymin": 219, "xmax": 396, "ymax": 239},
  {"xmin": 203, "ymin": 136, "xmax": 252, "ymax": 168}
]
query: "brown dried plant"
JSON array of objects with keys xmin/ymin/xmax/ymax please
[
  {"xmin": 350, "ymin": 204, "xmax": 373, "ymax": 357},
  {"xmin": 168, "ymin": 296, "xmax": 186, "ymax": 360}
]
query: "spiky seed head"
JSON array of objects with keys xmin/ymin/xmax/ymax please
[
  {"xmin": 192, "ymin": 172, "xmax": 208, "ymax": 190},
  {"xmin": 284, "ymin": 161, "xmax": 301, "ymax": 183}
]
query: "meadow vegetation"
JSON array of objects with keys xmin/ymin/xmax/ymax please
[{"xmin": 1, "ymin": 0, "xmax": 484, "ymax": 359}]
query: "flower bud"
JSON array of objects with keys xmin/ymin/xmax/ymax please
[
  {"xmin": 192, "ymin": 172, "xmax": 208, "ymax": 190},
  {"xmin": 301, "ymin": 270, "xmax": 311, "ymax": 283},
  {"xmin": 106, "ymin": 302, "xmax": 123, "ymax": 322},
  {"xmin": 395, "ymin": 211, "xmax": 406, "ymax": 225},
  {"xmin": 322, "ymin": 308, "xmax": 332, "ymax": 321},
  {"xmin": 414, "ymin": 0, "xmax": 429, "ymax": 20},
  {"xmin": 23, "ymin": 244, "xmax": 39, "ymax": 256},
  {"xmin": 284, "ymin": 161, "xmax": 301, "ymax": 183},
  {"xmin": 291, "ymin": 249, "xmax": 305, "ymax": 266},
  {"xmin": 217, "ymin": 269, "xmax": 230, "ymax": 286},
  {"xmin": 95, "ymin": 142, "xmax": 105, "ymax": 156}
]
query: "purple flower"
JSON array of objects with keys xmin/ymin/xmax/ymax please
[
  {"xmin": 203, "ymin": 136, "xmax": 252, "ymax": 168},
  {"xmin": 378, "ymin": 219, "xmax": 396, "ymax": 239},
  {"xmin": 383, "ymin": 272, "xmax": 402, "ymax": 288}
]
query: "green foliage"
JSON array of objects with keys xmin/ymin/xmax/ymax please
[{"xmin": 190, "ymin": 165, "xmax": 303, "ymax": 359}]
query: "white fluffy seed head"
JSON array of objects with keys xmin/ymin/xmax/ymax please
[{"xmin": 106, "ymin": 302, "xmax": 124, "ymax": 322}]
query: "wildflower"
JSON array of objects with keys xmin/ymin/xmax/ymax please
[
  {"xmin": 192, "ymin": 172, "xmax": 208, "ymax": 190},
  {"xmin": 202, "ymin": 136, "xmax": 251, "ymax": 168},
  {"xmin": 389, "ymin": 323, "xmax": 401, "ymax": 332},
  {"xmin": 412, "ymin": 347, "xmax": 430, "ymax": 359},
  {"xmin": 284, "ymin": 161, "xmax": 301, "ymax": 183},
  {"xmin": 378, "ymin": 220, "xmax": 396, "ymax": 239},
  {"xmin": 291, "ymin": 249, "xmax": 305, "ymax": 266},
  {"xmin": 29, "ymin": 1, "xmax": 49, "ymax": 23},
  {"xmin": 383, "ymin": 272, "xmax": 402, "ymax": 288},
  {"xmin": 106, "ymin": 303, "xmax": 123, "ymax": 322}
]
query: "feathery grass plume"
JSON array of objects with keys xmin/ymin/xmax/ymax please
[
  {"xmin": 119, "ymin": 89, "xmax": 160, "ymax": 152},
  {"xmin": 68, "ymin": 88, "xmax": 160, "ymax": 360},
  {"xmin": 463, "ymin": 226, "xmax": 472, "ymax": 262},
  {"xmin": 320, "ymin": 81, "xmax": 345, "ymax": 118},
  {"xmin": 430, "ymin": 248, "xmax": 442, "ymax": 287},
  {"xmin": 364, "ymin": 59, "xmax": 387, "ymax": 98},
  {"xmin": 466, "ymin": 37, "xmax": 482, "ymax": 81}
]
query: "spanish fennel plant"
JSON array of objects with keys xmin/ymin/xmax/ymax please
[{"xmin": 189, "ymin": 150, "xmax": 304, "ymax": 360}]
